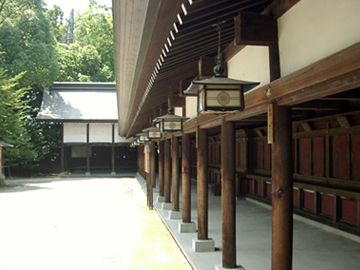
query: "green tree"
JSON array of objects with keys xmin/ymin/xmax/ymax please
[
  {"xmin": 0, "ymin": 0, "xmax": 60, "ymax": 175},
  {"xmin": 45, "ymin": 4, "xmax": 66, "ymax": 43},
  {"xmin": 0, "ymin": 70, "xmax": 37, "ymax": 175},
  {"xmin": 70, "ymin": 1, "xmax": 114, "ymax": 81}
]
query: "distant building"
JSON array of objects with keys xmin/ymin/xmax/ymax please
[{"xmin": 37, "ymin": 82, "xmax": 136, "ymax": 175}]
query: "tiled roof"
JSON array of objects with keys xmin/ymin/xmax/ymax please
[{"xmin": 37, "ymin": 82, "xmax": 117, "ymax": 121}]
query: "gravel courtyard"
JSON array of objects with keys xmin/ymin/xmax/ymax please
[{"xmin": 0, "ymin": 177, "xmax": 192, "ymax": 270}]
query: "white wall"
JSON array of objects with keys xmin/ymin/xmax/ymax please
[
  {"xmin": 89, "ymin": 123, "xmax": 112, "ymax": 143},
  {"xmin": 227, "ymin": 45, "xmax": 270, "ymax": 91},
  {"xmin": 63, "ymin": 123, "xmax": 87, "ymax": 143},
  {"xmin": 278, "ymin": 0, "xmax": 360, "ymax": 77},
  {"xmin": 114, "ymin": 123, "xmax": 132, "ymax": 143},
  {"xmin": 186, "ymin": 96, "xmax": 198, "ymax": 119},
  {"xmin": 64, "ymin": 123, "xmax": 131, "ymax": 144}
]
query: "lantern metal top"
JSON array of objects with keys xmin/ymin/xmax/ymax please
[
  {"xmin": 154, "ymin": 107, "xmax": 189, "ymax": 121},
  {"xmin": 142, "ymin": 122, "xmax": 162, "ymax": 139},
  {"xmin": 183, "ymin": 82, "xmax": 198, "ymax": 95},
  {"xmin": 142, "ymin": 122, "xmax": 160, "ymax": 133},
  {"xmin": 192, "ymin": 76, "xmax": 260, "ymax": 92},
  {"xmin": 135, "ymin": 132, "xmax": 148, "ymax": 137}
]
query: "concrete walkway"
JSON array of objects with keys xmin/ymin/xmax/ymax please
[
  {"xmin": 0, "ymin": 177, "xmax": 192, "ymax": 270},
  {"xmin": 136, "ymin": 175, "xmax": 360, "ymax": 270}
]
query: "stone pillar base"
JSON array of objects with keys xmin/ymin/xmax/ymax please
[
  {"xmin": 157, "ymin": 196, "xmax": 165, "ymax": 203},
  {"xmin": 111, "ymin": 171, "xmax": 116, "ymax": 176},
  {"xmin": 169, "ymin": 210, "xmax": 182, "ymax": 220},
  {"xmin": 153, "ymin": 187, "xmax": 159, "ymax": 193},
  {"xmin": 85, "ymin": 172, "xmax": 91, "ymax": 176},
  {"xmin": 178, "ymin": 221, "xmax": 196, "ymax": 233},
  {"xmin": 192, "ymin": 238, "xmax": 215, "ymax": 252},
  {"xmin": 215, "ymin": 265, "xmax": 245, "ymax": 270},
  {"xmin": 162, "ymin": 202, "xmax": 172, "ymax": 210}
]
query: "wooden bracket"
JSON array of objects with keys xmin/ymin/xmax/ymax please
[
  {"xmin": 337, "ymin": 116, "xmax": 351, "ymax": 128},
  {"xmin": 235, "ymin": 11, "xmax": 278, "ymax": 46}
]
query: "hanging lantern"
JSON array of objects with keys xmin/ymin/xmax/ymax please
[
  {"xmin": 154, "ymin": 107, "xmax": 189, "ymax": 132},
  {"xmin": 135, "ymin": 132, "xmax": 149, "ymax": 143},
  {"xmin": 142, "ymin": 122, "xmax": 162, "ymax": 139},
  {"xmin": 191, "ymin": 23, "xmax": 259, "ymax": 114}
]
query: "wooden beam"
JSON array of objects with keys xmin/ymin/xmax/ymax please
[
  {"xmin": 225, "ymin": 0, "xmax": 298, "ymax": 62},
  {"xmin": 170, "ymin": 95, "xmax": 186, "ymax": 107},
  {"xmin": 247, "ymin": 42, "xmax": 360, "ymax": 108},
  {"xmin": 158, "ymin": 140, "xmax": 164, "ymax": 197},
  {"xmin": 172, "ymin": 136, "xmax": 180, "ymax": 212},
  {"xmin": 164, "ymin": 139, "xmax": 171, "ymax": 203},
  {"xmin": 301, "ymin": 122, "xmax": 312, "ymax": 132},
  {"xmin": 182, "ymin": 133, "xmax": 192, "ymax": 223},
  {"xmin": 337, "ymin": 116, "xmax": 351, "ymax": 128},
  {"xmin": 263, "ymin": 0, "xmax": 300, "ymax": 18},
  {"xmin": 271, "ymin": 105, "xmax": 293, "ymax": 270},
  {"xmin": 197, "ymin": 127, "xmax": 208, "ymax": 240},
  {"xmin": 221, "ymin": 118, "xmax": 237, "ymax": 268},
  {"xmin": 234, "ymin": 11, "xmax": 278, "ymax": 46},
  {"xmin": 149, "ymin": 141, "xmax": 156, "ymax": 209}
]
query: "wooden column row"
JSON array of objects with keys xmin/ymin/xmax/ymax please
[{"xmin": 143, "ymin": 104, "xmax": 293, "ymax": 269}]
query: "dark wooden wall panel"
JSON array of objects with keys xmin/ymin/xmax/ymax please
[
  {"xmin": 257, "ymin": 141, "xmax": 264, "ymax": 169},
  {"xmin": 235, "ymin": 142, "xmax": 240, "ymax": 168},
  {"xmin": 248, "ymin": 179, "xmax": 254, "ymax": 194},
  {"xmin": 257, "ymin": 181, "xmax": 263, "ymax": 196},
  {"xmin": 313, "ymin": 137, "xmax": 325, "ymax": 177},
  {"xmin": 341, "ymin": 198, "xmax": 358, "ymax": 224},
  {"xmin": 351, "ymin": 134, "xmax": 360, "ymax": 181},
  {"xmin": 320, "ymin": 194, "xmax": 334, "ymax": 217},
  {"xmin": 264, "ymin": 142, "xmax": 271, "ymax": 170},
  {"xmin": 303, "ymin": 190, "xmax": 315, "ymax": 211},
  {"xmin": 266, "ymin": 183, "xmax": 272, "ymax": 199},
  {"xmin": 240, "ymin": 178, "xmax": 247, "ymax": 194},
  {"xmin": 300, "ymin": 138, "xmax": 311, "ymax": 175},
  {"xmin": 332, "ymin": 135, "xmax": 350, "ymax": 179},
  {"xmin": 293, "ymin": 189, "xmax": 299, "ymax": 207}
]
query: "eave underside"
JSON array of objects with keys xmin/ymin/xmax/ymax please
[{"xmin": 114, "ymin": 0, "xmax": 360, "ymax": 138}]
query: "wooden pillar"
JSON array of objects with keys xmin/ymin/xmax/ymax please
[
  {"xmin": 172, "ymin": 136, "xmax": 180, "ymax": 211},
  {"xmin": 182, "ymin": 133, "xmax": 191, "ymax": 222},
  {"xmin": 149, "ymin": 141, "xmax": 156, "ymax": 209},
  {"xmin": 111, "ymin": 124, "xmax": 115, "ymax": 173},
  {"xmin": 151, "ymin": 141, "xmax": 156, "ymax": 188},
  {"xmin": 158, "ymin": 140, "xmax": 165, "ymax": 197},
  {"xmin": 197, "ymin": 127, "xmax": 208, "ymax": 240},
  {"xmin": 164, "ymin": 139, "xmax": 171, "ymax": 203},
  {"xmin": 271, "ymin": 104, "xmax": 293, "ymax": 270},
  {"xmin": 86, "ymin": 123, "xmax": 90, "ymax": 174},
  {"xmin": 61, "ymin": 125, "xmax": 65, "ymax": 172},
  {"xmin": 221, "ymin": 118, "xmax": 237, "ymax": 268}
]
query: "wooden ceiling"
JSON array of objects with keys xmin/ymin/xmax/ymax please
[
  {"xmin": 114, "ymin": 0, "xmax": 275, "ymax": 137},
  {"xmin": 113, "ymin": 0, "xmax": 360, "ymax": 138}
]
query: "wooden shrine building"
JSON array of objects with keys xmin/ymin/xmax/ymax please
[
  {"xmin": 113, "ymin": 0, "xmax": 360, "ymax": 269},
  {"xmin": 37, "ymin": 82, "xmax": 136, "ymax": 175}
]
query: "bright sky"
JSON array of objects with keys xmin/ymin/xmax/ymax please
[{"xmin": 44, "ymin": 0, "xmax": 112, "ymax": 19}]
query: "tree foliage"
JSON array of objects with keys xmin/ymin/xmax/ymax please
[
  {"xmin": 0, "ymin": 0, "xmax": 60, "ymax": 174},
  {"xmin": 0, "ymin": 0, "xmax": 114, "ymax": 176},
  {"xmin": 57, "ymin": 2, "xmax": 114, "ymax": 82},
  {"xmin": 0, "ymin": 70, "xmax": 37, "ymax": 172}
]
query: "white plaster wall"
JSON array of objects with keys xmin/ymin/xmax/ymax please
[
  {"xmin": 278, "ymin": 0, "xmax": 360, "ymax": 77},
  {"xmin": 89, "ymin": 123, "xmax": 112, "ymax": 143},
  {"xmin": 174, "ymin": 107, "xmax": 184, "ymax": 117},
  {"xmin": 186, "ymin": 96, "xmax": 198, "ymax": 119},
  {"xmin": 114, "ymin": 123, "xmax": 132, "ymax": 143},
  {"xmin": 227, "ymin": 46, "xmax": 270, "ymax": 90},
  {"xmin": 63, "ymin": 123, "xmax": 87, "ymax": 143}
]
